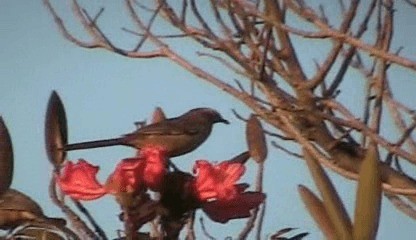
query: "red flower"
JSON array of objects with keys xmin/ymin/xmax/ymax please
[
  {"xmin": 193, "ymin": 160, "xmax": 245, "ymax": 201},
  {"xmin": 140, "ymin": 146, "xmax": 168, "ymax": 191},
  {"xmin": 57, "ymin": 159, "xmax": 106, "ymax": 201},
  {"xmin": 105, "ymin": 158, "xmax": 144, "ymax": 194},
  {"xmin": 192, "ymin": 160, "xmax": 265, "ymax": 223},
  {"xmin": 106, "ymin": 146, "xmax": 167, "ymax": 193},
  {"xmin": 202, "ymin": 192, "xmax": 266, "ymax": 223},
  {"xmin": 57, "ymin": 146, "xmax": 168, "ymax": 201}
]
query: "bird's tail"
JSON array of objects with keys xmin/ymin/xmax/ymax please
[{"xmin": 63, "ymin": 137, "xmax": 127, "ymax": 151}]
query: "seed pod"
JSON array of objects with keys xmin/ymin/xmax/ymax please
[
  {"xmin": 45, "ymin": 91, "xmax": 68, "ymax": 167},
  {"xmin": 246, "ymin": 114, "xmax": 267, "ymax": 163},
  {"xmin": 0, "ymin": 189, "xmax": 66, "ymax": 229},
  {"xmin": 0, "ymin": 117, "xmax": 13, "ymax": 195}
]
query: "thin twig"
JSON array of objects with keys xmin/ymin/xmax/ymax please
[
  {"xmin": 271, "ymin": 141, "xmax": 303, "ymax": 159},
  {"xmin": 185, "ymin": 211, "xmax": 196, "ymax": 240},
  {"xmin": 238, "ymin": 162, "xmax": 264, "ymax": 239},
  {"xmin": 72, "ymin": 200, "xmax": 108, "ymax": 240},
  {"xmin": 385, "ymin": 193, "xmax": 416, "ymax": 220},
  {"xmin": 48, "ymin": 174, "xmax": 97, "ymax": 239},
  {"xmin": 255, "ymin": 201, "xmax": 266, "ymax": 240},
  {"xmin": 199, "ymin": 217, "xmax": 216, "ymax": 240}
]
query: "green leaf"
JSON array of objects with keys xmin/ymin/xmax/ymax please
[
  {"xmin": 353, "ymin": 144, "xmax": 382, "ymax": 240},
  {"xmin": 45, "ymin": 91, "xmax": 68, "ymax": 167},
  {"xmin": 302, "ymin": 149, "xmax": 352, "ymax": 239},
  {"xmin": 0, "ymin": 117, "xmax": 13, "ymax": 195}
]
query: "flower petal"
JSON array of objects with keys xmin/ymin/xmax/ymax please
[
  {"xmin": 141, "ymin": 146, "xmax": 168, "ymax": 191},
  {"xmin": 57, "ymin": 159, "xmax": 106, "ymax": 201},
  {"xmin": 105, "ymin": 157, "xmax": 144, "ymax": 194},
  {"xmin": 193, "ymin": 160, "xmax": 245, "ymax": 201},
  {"xmin": 202, "ymin": 192, "xmax": 266, "ymax": 223}
]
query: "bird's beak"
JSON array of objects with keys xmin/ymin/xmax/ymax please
[{"xmin": 219, "ymin": 118, "xmax": 230, "ymax": 124}]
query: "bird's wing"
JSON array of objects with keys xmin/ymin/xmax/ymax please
[{"xmin": 126, "ymin": 120, "xmax": 200, "ymax": 137}]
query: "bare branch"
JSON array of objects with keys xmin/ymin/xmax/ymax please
[
  {"xmin": 49, "ymin": 174, "xmax": 97, "ymax": 239},
  {"xmin": 385, "ymin": 194, "xmax": 416, "ymax": 220}
]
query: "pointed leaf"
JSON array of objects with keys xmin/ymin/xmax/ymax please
[
  {"xmin": 45, "ymin": 91, "xmax": 68, "ymax": 167},
  {"xmin": 246, "ymin": 115, "xmax": 268, "ymax": 163},
  {"xmin": 290, "ymin": 232, "xmax": 310, "ymax": 240},
  {"xmin": 226, "ymin": 151, "xmax": 250, "ymax": 164},
  {"xmin": 151, "ymin": 107, "xmax": 166, "ymax": 124},
  {"xmin": 0, "ymin": 116, "xmax": 13, "ymax": 195},
  {"xmin": 271, "ymin": 227, "xmax": 297, "ymax": 237},
  {"xmin": 302, "ymin": 149, "xmax": 352, "ymax": 239},
  {"xmin": 353, "ymin": 144, "xmax": 382, "ymax": 240},
  {"xmin": 270, "ymin": 228, "xmax": 309, "ymax": 240},
  {"xmin": 298, "ymin": 185, "xmax": 337, "ymax": 240}
]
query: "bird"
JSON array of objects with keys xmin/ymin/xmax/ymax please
[{"xmin": 63, "ymin": 108, "xmax": 229, "ymax": 157}]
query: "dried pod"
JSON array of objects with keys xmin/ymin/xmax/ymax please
[
  {"xmin": 0, "ymin": 117, "xmax": 13, "ymax": 195},
  {"xmin": 245, "ymin": 114, "xmax": 268, "ymax": 163},
  {"xmin": 353, "ymin": 144, "xmax": 382, "ymax": 240},
  {"xmin": 45, "ymin": 91, "xmax": 68, "ymax": 167},
  {"xmin": 298, "ymin": 185, "xmax": 336, "ymax": 239},
  {"xmin": 12, "ymin": 226, "xmax": 67, "ymax": 240},
  {"xmin": 151, "ymin": 107, "xmax": 166, "ymax": 124},
  {"xmin": 302, "ymin": 149, "xmax": 352, "ymax": 239}
]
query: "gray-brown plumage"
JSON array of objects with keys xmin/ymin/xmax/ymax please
[{"xmin": 64, "ymin": 108, "xmax": 229, "ymax": 157}]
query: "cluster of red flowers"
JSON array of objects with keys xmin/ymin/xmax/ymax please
[
  {"xmin": 192, "ymin": 160, "xmax": 265, "ymax": 223},
  {"xmin": 57, "ymin": 147, "xmax": 167, "ymax": 200},
  {"xmin": 56, "ymin": 146, "xmax": 265, "ymax": 223}
]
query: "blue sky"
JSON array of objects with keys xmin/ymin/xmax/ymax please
[{"xmin": 1, "ymin": 1, "xmax": 415, "ymax": 239}]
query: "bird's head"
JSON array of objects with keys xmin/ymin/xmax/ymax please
[{"xmin": 187, "ymin": 108, "xmax": 229, "ymax": 124}]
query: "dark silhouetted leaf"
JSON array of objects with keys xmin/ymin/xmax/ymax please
[
  {"xmin": 226, "ymin": 151, "xmax": 250, "ymax": 164},
  {"xmin": 159, "ymin": 172, "xmax": 197, "ymax": 239},
  {"xmin": 353, "ymin": 144, "xmax": 382, "ymax": 240},
  {"xmin": 289, "ymin": 232, "xmax": 310, "ymax": 240},
  {"xmin": 270, "ymin": 227, "xmax": 309, "ymax": 240},
  {"xmin": 45, "ymin": 91, "xmax": 68, "ymax": 167},
  {"xmin": 298, "ymin": 185, "xmax": 336, "ymax": 239},
  {"xmin": 246, "ymin": 114, "xmax": 267, "ymax": 163},
  {"xmin": 0, "ymin": 117, "xmax": 13, "ymax": 195},
  {"xmin": 271, "ymin": 227, "xmax": 297, "ymax": 237},
  {"xmin": 151, "ymin": 107, "xmax": 166, "ymax": 124}
]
